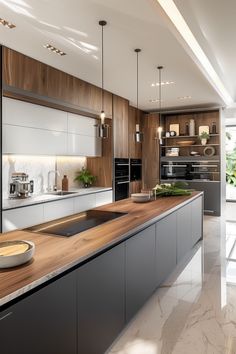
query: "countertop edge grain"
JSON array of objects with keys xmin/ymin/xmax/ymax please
[{"xmin": 0, "ymin": 192, "xmax": 203, "ymax": 308}]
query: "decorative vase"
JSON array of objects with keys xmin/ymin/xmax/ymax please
[{"xmin": 201, "ymin": 138, "xmax": 207, "ymax": 146}]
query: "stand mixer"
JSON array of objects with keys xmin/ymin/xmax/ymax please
[{"xmin": 9, "ymin": 173, "xmax": 34, "ymax": 199}]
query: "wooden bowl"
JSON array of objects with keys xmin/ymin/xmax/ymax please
[
  {"xmin": 0, "ymin": 240, "xmax": 35, "ymax": 268},
  {"xmin": 176, "ymin": 140, "xmax": 195, "ymax": 146}
]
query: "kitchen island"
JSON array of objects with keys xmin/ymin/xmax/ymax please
[{"xmin": 0, "ymin": 191, "xmax": 203, "ymax": 354}]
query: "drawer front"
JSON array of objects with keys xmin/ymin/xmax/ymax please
[
  {"xmin": 95, "ymin": 191, "xmax": 113, "ymax": 207},
  {"xmin": 74, "ymin": 194, "xmax": 96, "ymax": 213},
  {"xmin": 2, "ymin": 205, "xmax": 44, "ymax": 232},
  {"xmin": 43, "ymin": 199, "xmax": 75, "ymax": 223}
]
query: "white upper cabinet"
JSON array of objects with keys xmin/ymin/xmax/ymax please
[
  {"xmin": 67, "ymin": 113, "xmax": 101, "ymax": 157},
  {"xmin": 2, "ymin": 98, "xmax": 101, "ymax": 157},
  {"xmin": 68, "ymin": 113, "xmax": 97, "ymax": 136},
  {"xmin": 3, "ymin": 97, "xmax": 67, "ymax": 131},
  {"xmin": 3, "ymin": 125, "xmax": 68, "ymax": 155}
]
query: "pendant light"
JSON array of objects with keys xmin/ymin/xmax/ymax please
[
  {"xmin": 157, "ymin": 65, "xmax": 163, "ymax": 144},
  {"xmin": 97, "ymin": 20, "xmax": 109, "ymax": 139},
  {"xmin": 134, "ymin": 48, "xmax": 143, "ymax": 143}
]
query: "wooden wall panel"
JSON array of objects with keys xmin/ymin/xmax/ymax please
[
  {"xmin": 3, "ymin": 47, "xmax": 112, "ymax": 118},
  {"xmin": 87, "ymin": 118, "xmax": 113, "ymax": 187},
  {"xmin": 128, "ymin": 106, "xmax": 142, "ymax": 159},
  {"xmin": 113, "ymin": 95, "xmax": 129, "ymax": 158},
  {"xmin": 141, "ymin": 113, "xmax": 160, "ymax": 189},
  {"xmin": 129, "ymin": 181, "xmax": 142, "ymax": 195}
]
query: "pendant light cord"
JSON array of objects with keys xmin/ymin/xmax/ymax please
[
  {"xmin": 137, "ymin": 50, "xmax": 139, "ymax": 110},
  {"xmin": 158, "ymin": 66, "xmax": 163, "ymax": 112},
  {"xmin": 135, "ymin": 49, "xmax": 141, "ymax": 111},
  {"xmin": 101, "ymin": 23, "xmax": 104, "ymax": 112}
]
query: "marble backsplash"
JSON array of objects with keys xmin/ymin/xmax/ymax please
[{"xmin": 2, "ymin": 155, "xmax": 86, "ymax": 199}]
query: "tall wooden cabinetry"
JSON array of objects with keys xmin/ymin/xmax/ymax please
[
  {"xmin": 3, "ymin": 47, "xmax": 113, "ymax": 118},
  {"xmin": 128, "ymin": 106, "xmax": 143, "ymax": 194},
  {"xmin": 141, "ymin": 113, "xmax": 160, "ymax": 189},
  {"xmin": 113, "ymin": 95, "xmax": 129, "ymax": 158}
]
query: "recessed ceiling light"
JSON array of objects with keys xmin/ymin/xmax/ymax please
[
  {"xmin": 178, "ymin": 95, "xmax": 192, "ymax": 100},
  {"xmin": 43, "ymin": 44, "xmax": 66, "ymax": 56},
  {"xmin": 0, "ymin": 18, "xmax": 16, "ymax": 29},
  {"xmin": 151, "ymin": 81, "xmax": 174, "ymax": 87},
  {"xmin": 149, "ymin": 99, "xmax": 163, "ymax": 103}
]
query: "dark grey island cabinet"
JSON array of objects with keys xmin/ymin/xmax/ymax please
[
  {"xmin": 0, "ymin": 272, "xmax": 77, "ymax": 354},
  {"xmin": 77, "ymin": 243, "xmax": 125, "ymax": 354},
  {"xmin": 125, "ymin": 224, "xmax": 156, "ymax": 322},
  {"xmin": 156, "ymin": 212, "xmax": 177, "ymax": 286},
  {"xmin": 0, "ymin": 195, "xmax": 203, "ymax": 354}
]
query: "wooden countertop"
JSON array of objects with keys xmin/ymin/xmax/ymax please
[{"xmin": 0, "ymin": 192, "xmax": 202, "ymax": 307}]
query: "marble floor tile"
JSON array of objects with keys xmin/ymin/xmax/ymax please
[{"xmin": 108, "ymin": 212, "xmax": 236, "ymax": 354}]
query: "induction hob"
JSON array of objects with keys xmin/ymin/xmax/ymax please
[{"xmin": 26, "ymin": 210, "xmax": 127, "ymax": 237}]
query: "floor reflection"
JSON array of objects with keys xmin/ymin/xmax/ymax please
[{"xmin": 108, "ymin": 215, "xmax": 236, "ymax": 354}]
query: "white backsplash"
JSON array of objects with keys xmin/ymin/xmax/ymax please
[
  {"xmin": 56, "ymin": 156, "xmax": 86, "ymax": 190},
  {"xmin": 2, "ymin": 155, "xmax": 86, "ymax": 199}
]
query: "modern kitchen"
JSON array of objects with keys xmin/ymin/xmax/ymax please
[{"xmin": 0, "ymin": 1, "xmax": 235, "ymax": 354}]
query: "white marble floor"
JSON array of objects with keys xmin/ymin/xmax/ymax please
[{"xmin": 107, "ymin": 211, "xmax": 236, "ymax": 354}]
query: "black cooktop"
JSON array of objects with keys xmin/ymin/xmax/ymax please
[{"xmin": 26, "ymin": 210, "xmax": 127, "ymax": 237}]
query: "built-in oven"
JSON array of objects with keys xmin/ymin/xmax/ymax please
[
  {"xmin": 161, "ymin": 160, "xmax": 220, "ymax": 181},
  {"xmin": 114, "ymin": 158, "xmax": 130, "ymax": 201},
  {"xmin": 161, "ymin": 162, "xmax": 191, "ymax": 180},
  {"xmin": 190, "ymin": 161, "xmax": 220, "ymax": 181},
  {"xmin": 130, "ymin": 159, "xmax": 142, "ymax": 181}
]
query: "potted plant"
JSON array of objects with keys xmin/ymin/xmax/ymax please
[
  {"xmin": 199, "ymin": 131, "xmax": 209, "ymax": 145},
  {"xmin": 74, "ymin": 167, "xmax": 96, "ymax": 188}
]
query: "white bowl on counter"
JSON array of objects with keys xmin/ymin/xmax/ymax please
[
  {"xmin": 0, "ymin": 240, "xmax": 35, "ymax": 269},
  {"xmin": 131, "ymin": 193, "xmax": 151, "ymax": 203}
]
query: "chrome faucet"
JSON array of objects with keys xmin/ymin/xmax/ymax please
[{"xmin": 47, "ymin": 170, "xmax": 60, "ymax": 192}]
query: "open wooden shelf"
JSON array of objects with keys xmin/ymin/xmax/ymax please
[
  {"xmin": 162, "ymin": 134, "xmax": 219, "ymax": 139},
  {"xmin": 162, "ymin": 144, "xmax": 220, "ymax": 148}
]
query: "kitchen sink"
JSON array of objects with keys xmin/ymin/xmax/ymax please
[{"xmin": 46, "ymin": 191, "xmax": 78, "ymax": 196}]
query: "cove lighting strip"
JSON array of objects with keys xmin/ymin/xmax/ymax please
[{"xmin": 157, "ymin": 0, "xmax": 233, "ymax": 106}]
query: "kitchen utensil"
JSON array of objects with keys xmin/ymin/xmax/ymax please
[{"xmin": 0, "ymin": 240, "xmax": 35, "ymax": 268}]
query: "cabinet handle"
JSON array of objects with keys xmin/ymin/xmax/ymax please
[
  {"xmin": 116, "ymin": 181, "xmax": 129, "ymax": 185},
  {"xmin": 162, "ymin": 164, "xmax": 187, "ymax": 168},
  {"xmin": 192, "ymin": 165, "xmax": 218, "ymax": 168},
  {"xmin": 204, "ymin": 209, "xmax": 214, "ymax": 213},
  {"xmin": 116, "ymin": 164, "xmax": 129, "ymax": 166},
  {"xmin": 0, "ymin": 312, "xmax": 13, "ymax": 321}
]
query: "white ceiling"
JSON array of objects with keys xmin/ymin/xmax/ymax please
[{"xmin": 0, "ymin": 0, "xmax": 230, "ymax": 111}]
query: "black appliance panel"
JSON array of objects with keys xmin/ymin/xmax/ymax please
[
  {"xmin": 161, "ymin": 160, "xmax": 220, "ymax": 181},
  {"xmin": 161, "ymin": 162, "xmax": 191, "ymax": 180},
  {"xmin": 115, "ymin": 178, "xmax": 129, "ymax": 201},
  {"xmin": 130, "ymin": 159, "xmax": 142, "ymax": 181},
  {"xmin": 114, "ymin": 158, "xmax": 129, "ymax": 179},
  {"xmin": 26, "ymin": 210, "xmax": 127, "ymax": 237}
]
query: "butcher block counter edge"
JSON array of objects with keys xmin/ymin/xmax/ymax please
[{"xmin": 0, "ymin": 191, "xmax": 203, "ymax": 308}]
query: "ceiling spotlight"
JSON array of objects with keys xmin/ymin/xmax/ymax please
[
  {"xmin": 151, "ymin": 81, "xmax": 174, "ymax": 87},
  {"xmin": 43, "ymin": 44, "xmax": 66, "ymax": 56},
  {"xmin": 149, "ymin": 99, "xmax": 162, "ymax": 103},
  {"xmin": 0, "ymin": 18, "xmax": 16, "ymax": 29},
  {"xmin": 178, "ymin": 95, "xmax": 192, "ymax": 100}
]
